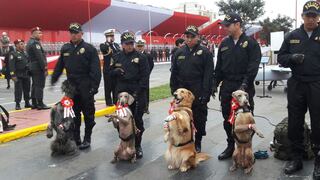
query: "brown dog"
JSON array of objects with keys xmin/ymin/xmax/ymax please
[
  {"xmin": 229, "ymin": 90, "xmax": 264, "ymax": 174},
  {"xmin": 105, "ymin": 92, "xmax": 138, "ymax": 164},
  {"xmin": 164, "ymin": 88, "xmax": 210, "ymax": 172}
]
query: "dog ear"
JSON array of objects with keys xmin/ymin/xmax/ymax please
[
  {"xmin": 188, "ymin": 91, "xmax": 195, "ymax": 102},
  {"xmin": 128, "ymin": 94, "xmax": 135, "ymax": 105},
  {"xmin": 232, "ymin": 92, "xmax": 236, "ymax": 98}
]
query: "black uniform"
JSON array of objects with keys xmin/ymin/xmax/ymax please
[
  {"xmin": 278, "ymin": 25, "xmax": 320, "ymax": 158},
  {"xmin": 100, "ymin": 41, "xmax": 121, "ymax": 105},
  {"xmin": 9, "ymin": 50, "xmax": 30, "ymax": 104},
  {"xmin": 26, "ymin": 38, "xmax": 47, "ymax": 104},
  {"xmin": 170, "ymin": 43, "xmax": 214, "ymax": 138},
  {"xmin": 110, "ymin": 49, "xmax": 149, "ymax": 147},
  {"xmin": 142, "ymin": 51, "xmax": 154, "ymax": 111},
  {"xmin": 51, "ymin": 39, "xmax": 101, "ymax": 144},
  {"xmin": 0, "ymin": 46, "xmax": 14, "ymax": 88},
  {"xmin": 215, "ymin": 33, "xmax": 261, "ymax": 146}
]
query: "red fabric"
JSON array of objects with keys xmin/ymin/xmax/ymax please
[
  {"xmin": 60, "ymin": 96, "xmax": 74, "ymax": 108},
  {"xmin": 168, "ymin": 100, "xmax": 175, "ymax": 115},
  {"xmin": 116, "ymin": 102, "xmax": 128, "ymax": 109},
  {"xmin": 228, "ymin": 98, "xmax": 240, "ymax": 125}
]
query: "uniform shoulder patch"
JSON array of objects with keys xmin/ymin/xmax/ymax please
[{"xmin": 289, "ymin": 39, "xmax": 300, "ymax": 44}]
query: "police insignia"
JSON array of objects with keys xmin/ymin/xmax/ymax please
[
  {"xmin": 242, "ymin": 41, "xmax": 248, "ymax": 48},
  {"xmin": 132, "ymin": 58, "xmax": 139, "ymax": 63},
  {"xmin": 36, "ymin": 44, "xmax": 41, "ymax": 49},
  {"xmin": 115, "ymin": 63, "xmax": 122, "ymax": 67},
  {"xmin": 221, "ymin": 46, "xmax": 229, "ymax": 52},
  {"xmin": 10, "ymin": 54, "xmax": 13, "ymax": 60},
  {"xmin": 177, "ymin": 56, "xmax": 185, "ymax": 60},
  {"xmin": 63, "ymin": 53, "xmax": 70, "ymax": 56},
  {"xmin": 289, "ymin": 39, "xmax": 300, "ymax": 44},
  {"xmin": 79, "ymin": 48, "xmax": 85, "ymax": 54},
  {"xmin": 196, "ymin": 50, "xmax": 203, "ymax": 55}
]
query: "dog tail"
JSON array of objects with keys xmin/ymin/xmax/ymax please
[{"xmin": 196, "ymin": 152, "xmax": 211, "ymax": 164}]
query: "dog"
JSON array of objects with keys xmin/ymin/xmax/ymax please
[
  {"xmin": 164, "ymin": 88, "xmax": 210, "ymax": 172},
  {"xmin": 46, "ymin": 80, "xmax": 77, "ymax": 156},
  {"xmin": 105, "ymin": 92, "xmax": 138, "ymax": 164},
  {"xmin": 229, "ymin": 90, "xmax": 264, "ymax": 174}
]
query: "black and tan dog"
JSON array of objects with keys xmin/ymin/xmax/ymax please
[
  {"xmin": 164, "ymin": 88, "xmax": 210, "ymax": 172},
  {"xmin": 229, "ymin": 90, "xmax": 264, "ymax": 174},
  {"xmin": 46, "ymin": 80, "xmax": 77, "ymax": 156},
  {"xmin": 106, "ymin": 92, "xmax": 138, "ymax": 163}
]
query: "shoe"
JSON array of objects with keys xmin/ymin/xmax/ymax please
[
  {"xmin": 37, "ymin": 99, "xmax": 50, "ymax": 110},
  {"xmin": 79, "ymin": 141, "xmax": 91, "ymax": 150},
  {"xmin": 314, "ymin": 155, "xmax": 320, "ymax": 180},
  {"xmin": 284, "ymin": 159, "xmax": 303, "ymax": 175},
  {"xmin": 15, "ymin": 103, "xmax": 21, "ymax": 110},
  {"xmin": 218, "ymin": 145, "xmax": 235, "ymax": 160},
  {"xmin": 136, "ymin": 146, "xmax": 143, "ymax": 159},
  {"xmin": 25, "ymin": 101, "xmax": 31, "ymax": 108},
  {"xmin": 31, "ymin": 98, "xmax": 37, "ymax": 109},
  {"xmin": 195, "ymin": 138, "xmax": 202, "ymax": 153},
  {"xmin": 6, "ymin": 85, "xmax": 10, "ymax": 89},
  {"xmin": 144, "ymin": 109, "xmax": 150, "ymax": 114}
]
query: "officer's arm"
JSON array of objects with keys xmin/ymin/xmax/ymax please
[
  {"xmin": 214, "ymin": 45, "xmax": 223, "ymax": 87},
  {"xmin": 278, "ymin": 35, "xmax": 293, "ymax": 68},
  {"xmin": 32, "ymin": 43, "xmax": 47, "ymax": 71},
  {"xmin": 170, "ymin": 52, "xmax": 179, "ymax": 94},
  {"xmin": 8, "ymin": 53, "xmax": 16, "ymax": 77},
  {"xmin": 148, "ymin": 54, "xmax": 154, "ymax": 72},
  {"xmin": 202, "ymin": 50, "xmax": 214, "ymax": 98},
  {"xmin": 138, "ymin": 54, "xmax": 150, "ymax": 90},
  {"xmin": 100, "ymin": 43, "xmax": 110, "ymax": 56},
  {"xmin": 51, "ymin": 53, "xmax": 65, "ymax": 85},
  {"xmin": 242, "ymin": 40, "xmax": 261, "ymax": 85},
  {"xmin": 89, "ymin": 47, "xmax": 102, "ymax": 90}
]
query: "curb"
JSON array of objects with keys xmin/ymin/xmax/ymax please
[{"xmin": 0, "ymin": 105, "xmax": 116, "ymax": 144}]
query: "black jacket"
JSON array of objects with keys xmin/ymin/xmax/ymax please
[
  {"xmin": 110, "ymin": 50, "xmax": 149, "ymax": 93},
  {"xmin": 9, "ymin": 50, "xmax": 29, "ymax": 78},
  {"xmin": 215, "ymin": 33, "xmax": 261, "ymax": 87},
  {"xmin": 26, "ymin": 37, "xmax": 47, "ymax": 72},
  {"xmin": 170, "ymin": 43, "xmax": 214, "ymax": 99},
  {"xmin": 278, "ymin": 25, "xmax": 320, "ymax": 82},
  {"xmin": 100, "ymin": 42, "xmax": 120, "ymax": 73},
  {"xmin": 142, "ymin": 51, "xmax": 154, "ymax": 73},
  {"xmin": 51, "ymin": 40, "xmax": 101, "ymax": 90}
]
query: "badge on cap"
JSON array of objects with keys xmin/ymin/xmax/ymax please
[{"xmin": 305, "ymin": 1, "xmax": 320, "ymax": 10}]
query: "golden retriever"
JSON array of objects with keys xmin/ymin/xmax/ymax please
[
  {"xmin": 164, "ymin": 88, "xmax": 210, "ymax": 172},
  {"xmin": 230, "ymin": 90, "xmax": 264, "ymax": 174}
]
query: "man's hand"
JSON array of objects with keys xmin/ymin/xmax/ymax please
[
  {"xmin": 291, "ymin": 54, "xmax": 304, "ymax": 64},
  {"xmin": 114, "ymin": 68, "xmax": 125, "ymax": 76}
]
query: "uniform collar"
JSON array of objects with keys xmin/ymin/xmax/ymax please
[
  {"xmin": 300, "ymin": 24, "xmax": 320, "ymax": 37},
  {"xmin": 185, "ymin": 43, "xmax": 200, "ymax": 53}
]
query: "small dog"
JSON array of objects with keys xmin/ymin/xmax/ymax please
[
  {"xmin": 106, "ymin": 92, "xmax": 138, "ymax": 163},
  {"xmin": 229, "ymin": 90, "xmax": 264, "ymax": 174},
  {"xmin": 46, "ymin": 80, "xmax": 77, "ymax": 156},
  {"xmin": 164, "ymin": 88, "xmax": 210, "ymax": 172}
]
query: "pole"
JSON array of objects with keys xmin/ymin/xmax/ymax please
[
  {"xmin": 148, "ymin": 7, "xmax": 152, "ymax": 49},
  {"xmin": 87, "ymin": 0, "xmax": 92, "ymax": 43},
  {"xmin": 295, "ymin": 0, "xmax": 298, "ymax": 29}
]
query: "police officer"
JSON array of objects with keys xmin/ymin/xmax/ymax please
[
  {"xmin": 171, "ymin": 38, "xmax": 184, "ymax": 61},
  {"xmin": 278, "ymin": 1, "xmax": 320, "ymax": 178},
  {"xmin": 100, "ymin": 29, "xmax": 121, "ymax": 106},
  {"xmin": 26, "ymin": 27, "xmax": 50, "ymax": 110},
  {"xmin": 110, "ymin": 32, "xmax": 149, "ymax": 158},
  {"xmin": 135, "ymin": 39, "xmax": 154, "ymax": 114},
  {"xmin": 51, "ymin": 23, "xmax": 101, "ymax": 150},
  {"xmin": 0, "ymin": 33, "xmax": 14, "ymax": 89},
  {"xmin": 214, "ymin": 13, "xmax": 261, "ymax": 160},
  {"xmin": 170, "ymin": 25, "xmax": 214, "ymax": 153},
  {"xmin": 9, "ymin": 39, "xmax": 31, "ymax": 110}
]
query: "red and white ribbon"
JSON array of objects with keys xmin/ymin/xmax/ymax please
[
  {"xmin": 116, "ymin": 103, "xmax": 129, "ymax": 118},
  {"xmin": 61, "ymin": 96, "xmax": 75, "ymax": 119},
  {"xmin": 228, "ymin": 97, "xmax": 240, "ymax": 125}
]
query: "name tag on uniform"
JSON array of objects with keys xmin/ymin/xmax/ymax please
[
  {"xmin": 290, "ymin": 39, "xmax": 300, "ymax": 44},
  {"xmin": 63, "ymin": 53, "xmax": 70, "ymax": 57},
  {"xmin": 177, "ymin": 56, "xmax": 185, "ymax": 60},
  {"xmin": 115, "ymin": 63, "xmax": 122, "ymax": 67},
  {"xmin": 17, "ymin": 56, "xmax": 22, "ymax": 59},
  {"xmin": 221, "ymin": 46, "xmax": 229, "ymax": 52}
]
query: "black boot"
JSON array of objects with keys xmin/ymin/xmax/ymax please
[
  {"xmin": 79, "ymin": 127, "xmax": 93, "ymax": 150},
  {"xmin": 37, "ymin": 99, "xmax": 50, "ymax": 110},
  {"xmin": 218, "ymin": 144, "xmax": 235, "ymax": 160},
  {"xmin": 135, "ymin": 133, "xmax": 143, "ymax": 159},
  {"xmin": 15, "ymin": 103, "xmax": 21, "ymax": 110},
  {"xmin": 73, "ymin": 129, "xmax": 81, "ymax": 146},
  {"xmin": 25, "ymin": 101, "xmax": 31, "ymax": 108},
  {"xmin": 284, "ymin": 159, "xmax": 303, "ymax": 175},
  {"xmin": 314, "ymin": 153, "xmax": 320, "ymax": 180},
  {"xmin": 31, "ymin": 98, "xmax": 37, "ymax": 109},
  {"xmin": 195, "ymin": 134, "xmax": 202, "ymax": 153}
]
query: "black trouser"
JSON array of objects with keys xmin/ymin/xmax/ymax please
[
  {"xmin": 116, "ymin": 83, "xmax": 146, "ymax": 147},
  {"xmin": 103, "ymin": 73, "xmax": 116, "ymax": 105},
  {"xmin": 145, "ymin": 78, "xmax": 150, "ymax": 111},
  {"xmin": 287, "ymin": 77, "xmax": 320, "ymax": 158},
  {"xmin": 31, "ymin": 71, "xmax": 46, "ymax": 99},
  {"xmin": 14, "ymin": 76, "xmax": 30, "ymax": 103},
  {"xmin": 220, "ymin": 80, "xmax": 255, "ymax": 146},
  {"xmin": 72, "ymin": 79, "xmax": 96, "ymax": 142}
]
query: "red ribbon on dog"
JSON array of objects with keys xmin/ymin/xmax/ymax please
[
  {"xmin": 168, "ymin": 100, "xmax": 175, "ymax": 115},
  {"xmin": 228, "ymin": 97, "xmax": 240, "ymax": 125},
  {"xmin": 60, "ymin": 96, "xmax": 75, "ymax": 119},
  {"xmin": 116, "ymin": 102, "xmax": 129, "ymax": 117}
]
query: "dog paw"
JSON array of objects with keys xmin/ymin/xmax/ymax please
[
  {"xmin": 244, "ymin": 167, "xmax": 253, "ymax": 174},
  {"xmin": 180, "ymin": 167, "xmax": 188, "ymax": 172},
  {"xmin": 229, "ymin": 165, "xmax": 237, "ymax": 172},
  {"xmin": 256, "ymin": 131, "xmax": 264, "ymax": 138},
  {"xmin": 165, "ymin": 115, "xmax": 176, "ymax": 122},
  {"xmin": 110, "ymin": 158, "xmax": 117, "ymax": 164},
  {"xmin": 46, "ymin": 132, "xmax": 53, "ymax": 139}
]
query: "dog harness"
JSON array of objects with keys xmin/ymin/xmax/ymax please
[
  {"xmin": 115, "ymin": 103, "xmax": 136, "ymax": 142},
  {"xmin": 228, "ymin": 97, "xmax": 255, "ymax": 144}
]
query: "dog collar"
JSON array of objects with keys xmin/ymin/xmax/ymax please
[{"xmin": 174, "ymin": 139, "xmax": 194, "ymax": 147}]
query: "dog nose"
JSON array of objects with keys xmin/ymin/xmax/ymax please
[{"xmin": 173, "ymin": 93, "xmax": 178, "ymax": 99}]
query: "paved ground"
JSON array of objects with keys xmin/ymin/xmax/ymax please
[
  {"xmin": 0, "ymin": 63, "xmax": 171, "ymax": 111},
  {"xmin": 0, "ymin": 80, "xmax": 316, "ymax": 180}
]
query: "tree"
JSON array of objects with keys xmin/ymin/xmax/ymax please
[
  {"xmin": 216, "ymin": 0, "xmax": 265, "ymax": 26},
  {"xmin": 259, "ymin": 15, "xmax": 294, "ymax": 45}
]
